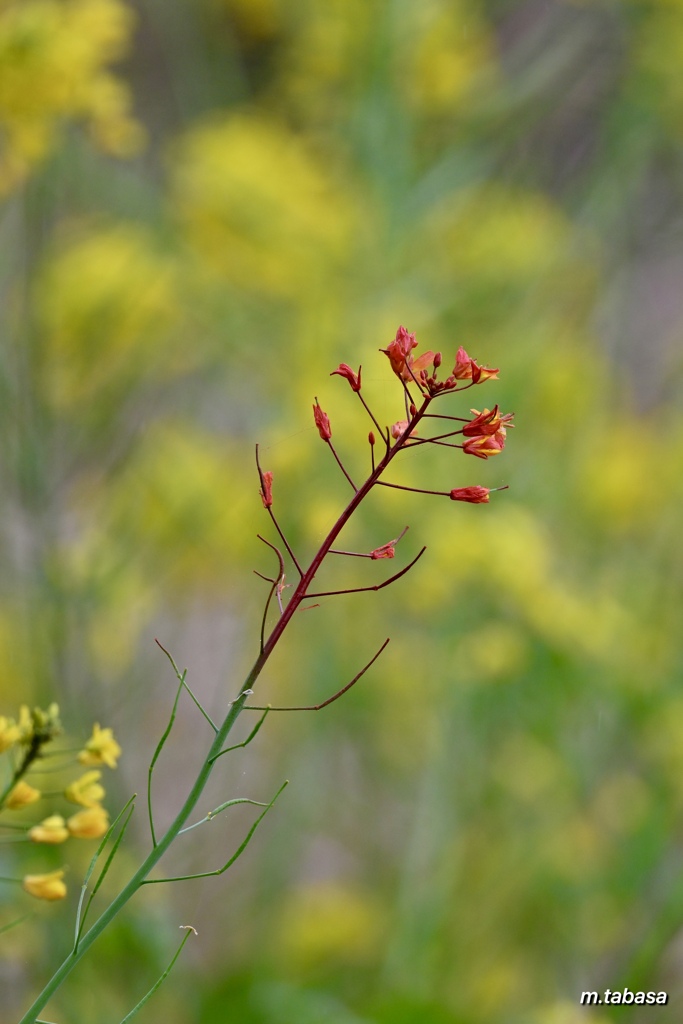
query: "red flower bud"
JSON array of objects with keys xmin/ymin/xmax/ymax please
[
  {"xmin": 331, "ymin": 363, "xmax": 362, "ymax": 391},
  {"xmin": 450, "ymin": 486, "xmax": 490, "ymax": 504},
  {"xmin": 370, "ymin": 542, "xmax": 396, "ymax": 560},
  {"xmin": 313, "ymin": 399, "xmax": 332, "ymax": 441},
  {"xmin": 259, "ymin": 471, "xmax": 274, "ymax": 508},
  {"xmin": 368, "ymin": 431, "xmax": 376, "ymax": 446},
  {"xmin": 433, "ymin": 352, "xmax": 442, "ymax": 369}
]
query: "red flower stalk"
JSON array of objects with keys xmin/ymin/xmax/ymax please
[
  {"xmin": 450, "ymin": 486, "xmax": 490, "ymax": 503},
  {"xmin": 14, "ymin": 328, "xmax": 513, "ymax": 1024},
  {"xmin": 331, "ymin": 363, "xmax": 362, "ymax": 391},
  {"xmin": 313, "ymin": 399, "xmax": 332, "ymax": 441}
]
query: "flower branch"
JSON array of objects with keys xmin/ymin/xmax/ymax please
[
  {"xmin": 245, "ymin": 637, "xmax": 391, "ymax": 712},
  {"xmin": 16, "ymin": 325, "xmax": 512, "ymax": 1024},
  {"xmin": 305, "ymin": 547, "xmax": 427, "ymax": 599},
  {"xmin": 256, "ymin": 444, "xmax": 303, "ymax": 577}
]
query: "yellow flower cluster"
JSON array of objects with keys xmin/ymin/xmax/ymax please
[
  {"xmin": 0, "ymin": 708, "xmax": 121, "ymax": 901},
  {"xmin": 0, "ymin": 0, "xmax": 144, "ymax": 196},
  {"xmin": 0, "ymin": 703, "xmax": 60, "ymax": 751},
  {"xmin": 28, "ymin": 805, "xmax": 110, "ymax": 843}
]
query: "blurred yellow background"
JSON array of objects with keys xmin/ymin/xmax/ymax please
[{"xmin": 1, "ymin": 0, "xmax": 682, "ymax": 1021}]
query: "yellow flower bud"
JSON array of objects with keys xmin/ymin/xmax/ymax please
[
  {"xmin": 16, "ymin": 705, "xmax": 33, "ymax": 742},
  {"xmin": 78, "ymin": 724, "xmax": 121, "ymax": 769},
  {"xmin": 0, "ymin": 716, "xmax": 21, "ymax": 752},
  {"xmin": 28, "ymin": 814, "xmax": 69, "ymax": 844},
  {"xmin": 32, "ymin": 703, "xmax": 61, "ymax": 734},
  {"xmin": 67, "ymin": 806, "xmax": 109, "ymax": 840},
  {"xmin": 22, "ymin": 870, "xmax": 67, "ymax": 901},
  {"xmin": 5, "ymin": 780, "xmax": 41, "ymax": 809},
  {"xmin": 65, "ymin": 770, "xmax": 105, "ymax": 808}
]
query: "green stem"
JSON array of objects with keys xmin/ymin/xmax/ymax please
[
  {"xmin": 119, "ymin": 926, "xmax": 195, "ymax": 1023},
  {"xmin": 0, "ymin": 734, "xmax": 43, "ymax": 810},
  {"xmin": 17, "ymin": 693, "xmax": 249, "ymax": 1024},
  {"xmin": 18, "ymin": 393, "xmax": 432, "ymax": 1023}
]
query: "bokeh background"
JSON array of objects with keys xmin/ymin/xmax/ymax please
[{"xmin": 1, "ymin": 0, "xmax": 683, "ymax": 1021}]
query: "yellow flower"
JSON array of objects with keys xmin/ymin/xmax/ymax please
[
  {"xmin": 5, "ymin": 780, "xmax": 41, "ymax": 809},
  {"xmin": 0, "ymin": 715, "xmax": 21, "ymax": 752},
  {"xmin": 65, "ymin": 770, "xmax": 105, "ymax": 807},
  {"xmin": 28, "ymin": 814, "xmax": 69, "ymax": 844},
  {"xmin": 1, "ymin": 704, "xmax": 61, "ymax": 754},
  {"xmin": 78, "ymin": 723, "xmax": 121, "ymax": 768},
  {"xmin": 22, "ymin": 869, "xmax": 67, "ymax": 901},
  {"xmin": 67, "ymin": 805, "xmax": 109, "ymax": 839},
  {"xmin": 0, "ymin": 0, "xmax": 144, "ymax": 197}
]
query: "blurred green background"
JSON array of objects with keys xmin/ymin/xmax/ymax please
[{"xmin": 1, "ymin": 0, "xmax": 683, "ymax": 1021}]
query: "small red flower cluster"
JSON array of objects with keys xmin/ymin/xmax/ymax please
[
  {"xmin": 380, "ymin": 326, "xmax": 499, "ymax": 396},
  {"xmin": 260, "ymin": 326, "xmax": 512, "ymax": 513},
  {"xmin": 380, "ymin": 326, "xmax": 512, "ymax": 499}
]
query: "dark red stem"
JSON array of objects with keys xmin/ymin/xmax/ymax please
[{"xmin": 241, "ymin": 394, "xmax": 433, "ymax": 691}]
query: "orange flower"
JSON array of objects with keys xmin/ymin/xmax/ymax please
[
  {"xmin": 23, "ymin": 870, "xmax": 67, "ymax": 901},
  {"xmin": 452, "ymin": 346, "xmax": 499, "ymax": 383},
  {"xmin": 462, "ymin": 434, "xmax": 505, "ymax": 460},
  {"xmin": 471, "ymin": 362, "xmax": 499, "ymax": 384},
  {"xmin": 462, "ymin": 406, "xmax": 514, "ymax": 437}
]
